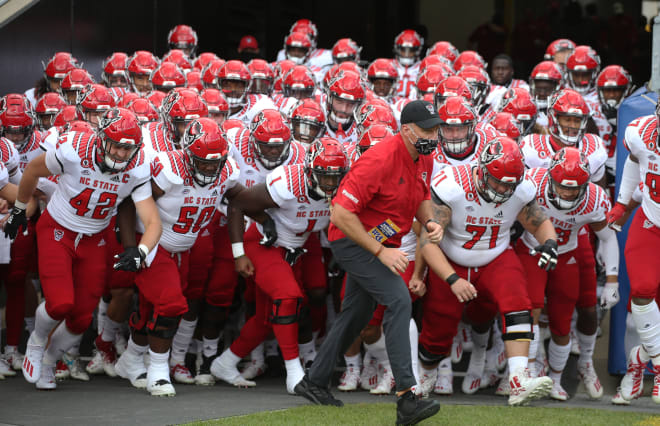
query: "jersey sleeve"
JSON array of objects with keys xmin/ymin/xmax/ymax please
[
  {"xmin": 589, "ymin": 184, "xmax": 611, "ymax": 223},
  {"xmin": 430, "ymin": 167, "xmax": 463, "ymax": 207},
  {"xmin": 512, "ymin": 177, "xmax": 537, "ymax": 205},
  {"xmin": 130, "ymin": 160, "xmax": 154, "ymax": 203},
  {"xmin": 331, "ymin": 151, "xmax": 385, "ymax": 214},
  {"xmin": 44, "ymin": 134, "xmax": 71, "ymax": 175},
  {"xmin": 0, "ymin": 162, "xmax": 9, "ymax": 190},
  {"xmin": 265, "ymin": 166, "xmax": 296, "ymax": 207},
  {"xmin": 623, "ymin": 119, "xmax": 645, "ymax": 158},
  {"xmin": 222, "ymin": 157, "xmax": 241, "ymax": 190},
  {"xmin": 150, "ymin": 153, "xmax": 175, "ymax": 193}
]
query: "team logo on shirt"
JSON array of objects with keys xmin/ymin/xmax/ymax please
[{"xmin": 54, "ymin": 229, "xmax": 64, "ymax": 242}]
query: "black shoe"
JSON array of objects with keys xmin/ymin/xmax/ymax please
[
  {"xmin": 198, "ymin": 355, "xmax": 214, "ymax": 376},
  {"xmin": 294, "ymin": 374, "xmax": 344, "ymax": 407},
  {"xmin": 396, "ymin": 390, "xmax": 440, "ymax": 425}
]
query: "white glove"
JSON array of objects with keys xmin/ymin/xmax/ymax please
[{"xmin": 600, "ymin": 282, "xmax": 620, "ymax": 310}]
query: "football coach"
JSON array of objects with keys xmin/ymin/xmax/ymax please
[{"xmin": 296, "ymin": 100, "xmax": 443, "ymax": 425}]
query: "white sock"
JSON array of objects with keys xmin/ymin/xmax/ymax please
[
  {"xmin": 507, "ymin": 356, "xmax": 528, "ymax": 374},
  {"xmin": 220, "ymin": 349, "xmax": 242, "ymax": 367},
  {"xmin": 147, "ymin": 349, "xmax": 171, "ymax": 385},
  {"xmin": 34, "ymin": 302, "xmax": 58, "ymax": 344},
  {"xmin": 439, "ymin": 357, "xmax": 452, "ymax": 371},
  {"xmin": 265, "ymin": 338, "xmax": 279, "ymax": 357},
  {"xmin": 202, "ymin": 337, "xmax": 219, "ymax": 358},
  {"xmin": 101, "ymin": 317, "xmax": 121, "ymax": 343},
  {"xmin": 364, "ymin": 333, "xmax": 387, "ymax": 362},
  {"xmin": 24, "ymin": 316, "xmax": 35, "ymax": 334},
  {"xmin": 285, "ymin": 357, "xmax": 305, "ymax": 392},
  {"xmin": 5, "ymin": 345, "xmax": 17, "ymax": 354},
  {"xmin": 170, "ymin": 318, "xmax": 197, "ymax": 365},
  {"xmin": 548, "ymin": 340, "xmax": 571, "ymax": 374},
  {"xmin": 576, "ymin": 331, "xmax": 597, "ymax": 367},
  {"xmin": 631, "ymin": 300, "xmax": 660, "ymax": 357},
  {"xmin": 529, "ymin": 324, "xmax": 540, "ymax": 362},
  {"xmin": 409, "ymin": 319, "xmax": 420, "ymax": 385},
  {"xmin": 97, "ymin": 298, "xmax": 109, "ymax": 334},
  {"xmin": 299, "ymin": 340, "xmax": 317, "ymax": 365},
  {"xmin": 42, "ymin": 323, "xmax": 82, "ymax": 366},
  {"xmin": 126, "ymin": 335, "xmax": 148, "ymax": 357},
  {"xmin": 548, "ymin": 369, "xmax": 562, "ymax": 384},
  {"xmin": 251, "ymin": 342, "xmax": 265, "ymax": 363},
  {"xmin": 344, "ymin": 353, "xmax": 362, "ymax": 369},
  {"xmin": 468, "ymin": 329, "xmax": 489, "ymax": 375}
]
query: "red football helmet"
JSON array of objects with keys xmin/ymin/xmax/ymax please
[
  {"xmin": 426, "ymin": 41, "xmax": 459, "ymax": 65},
  {"xmin": 201, "ymin": 59, "xmax": 225, "ymax": 89},
  {"xmin": 332, "ymin": 38, "xmax": 361, "ymax": 64},
  {"xmin": 193, "ymin": 52, "xmax": 220, "ymax": 72},
  {"xmin": 183, "ymin": 118, "xmax": 229, "ymax": 186},
  {"xmin": 305, "ymin": 137, "xmax": 350, "ymax": 199},
  {"xmin": 60, "ymin": 69, "xmax": 95, "ymax": 104},
  {"xmin": 102, "ymin": 52, "xmax": 129, "ymax": 88},
  {"xmin": 43, "ymin": 52, "xmax": 79, "ymax": 89},
  {"xmin": 418, "ymin": 55, "xmax": 454, "ymax": 75},
  {"xmin": 290, "ymin": 19, "xmax": 319, "ymax": 47},
  {"xmin": 126, "ymin": 98, "xmax": 159, "ymax": 125},
  {"xmin": 457, "ymin": 65, "xmax": 490, "ymax": 107},
  {"xmin": 548, "ymin": 147, "xmax": 591, "ymax": 210},
  {"xmin": 354, "ymin": 103, "xmax": 398, "ymax": 134},
  {"xmin": 453, "ymin": 50, "xmax": 487, "ymax": 72},
  {"xmin": 434, "ymin": 76, "xmax": 473, "ymax": 108},
  {"xmin": 326, "ymin": 70, "xmax": 365, "ymax": 126},
  {"xmin": 221, "ymin": 118, "xmax": 246, "ymax": 133},
  {"xmin": 53, "ymin": 105, "xmax": 84, "ymax": 128},
  {"xmin": 167, "ymin": 25, "xmax": 198, "ymax": 57},
  {"xmin": 566, "ymin": 45, "xmax": 601, "ymax": 94},
  {"xmin": 118, "ymin": 92, "xmax": 140, "ymax": 108},
  {"xmin": 547, "ymin": 89, "xmax": 589, "ymax": 147},
  {"xmin": 127, "ymin": 51, "xmax": 159, "ymax": 95},
  {"xmin": 284, "ymin": 31, "xmax": 313, "ymax": 65},
  {"xmin": 597, "ymin": 65, "xmax": 632, "ymax": 118},
  {"xmin": 161, "ymin": 88, "xmax": 209, "ymax": 145},
  {"xmin": 367, "ymin": 58, "xmax": 399, "ymax": 98},
  {"xmin": 162, "ymin": 49, "xmax": 193, "ymax": 72},
  {"xmin": 528, "ymin": 61, "xmax": 563, "ymax": 109},
  {"xmin": 150, "ymin": 62, "xmax": 186, "ymax": 93},
  {"xmin": 324, "ymin": 62, "xmax": 364, "ymax": 90},
  {"xmin": 437, "ymin": 96, "xmax": 478, "ymax": 159},
  {"xmin": 35, "ymin": 92, "xmax": 67, "ymax": 130},
  {"xmin": 544, "ymin": 38, "xmax": 576, "ymax": 63},
  {"xmin": 217, "ymin": 60, "xmax": 251, "ymax": 108},
  {"xmin": 77, "ymin": 84, "xmax": 116, "ymax": 127},
  {"xmin": 290, "ymin": 98, "xmax": 326, "ymax": 146},
  {"xmin": 357, "ymin": 124, "xmax": 393, "ymax": 154},
  {"xmin": 0, "ymin": 94, "xmax": 36, "ymax": 148},
  {"xmin": 489, "ymin": 112, "xmax": 522, "ymax": 144},
  {"xmin": 282, "ymin": 65, "xmax": 316, "ymax": 100},
  {"xmin": 186, "ymin": 70, "xmax": 203, "ymax": 93},
  {"xmin": 96, "ymin": 107, "xmax": 142, "ymax": 173},
  {"xmin": 250, "ymin": 109, "xmax": 292, "ymax": 169},
  {"xmin": 247, "ymin": 59, "xmax": 274, "ymax": 95},
  {"xmin": 497, "ymin": 88, "xmax": 538, "ymax": 136},
  {"xmin": 61, "ymin": 120, "xmax": 95, "ymax": 134},
  {"xmin": 477, "ymin": 137, "xmax": 525, "ymax": 203},
  {"xmin": 145, "ymin": 90, "xmax": 166, "ymax": 108},
  {"xmin": 393, "ymin": 30, "xmax": 423, "ymax": 67},
  {"xmin": 200, "ymin": 88, "xmax": 229, "ymax": 126},
  {"xmin": 416, "ymin": 64, "xmax": 451, "ymax": 100}
]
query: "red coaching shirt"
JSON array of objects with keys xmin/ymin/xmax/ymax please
[{"xmin": 328, "ymin": 133, "xmax": 431, "ymax": 247}]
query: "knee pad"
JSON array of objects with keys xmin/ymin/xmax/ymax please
[
  {"xmin": 201, "ymin": 303, "xmax": 228, "ymax": 329},
  {"xmin": 502, "ymin": 311, "xmax": 533, "ymax": 341},
  {"xmin": 269, "ymin": 298, "xmax": 303, "ymax": 325},
  {"xmin": 147, "ymin": 314, "xmax": 181, "ymax": 339},
  {"xmin": 418, "ymin": 343, "xmax": 445, "ymax": 365}
]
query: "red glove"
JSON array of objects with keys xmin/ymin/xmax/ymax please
[{"xmin": 606, "ymin": 202, "xmax": 627, "ymax": 232}]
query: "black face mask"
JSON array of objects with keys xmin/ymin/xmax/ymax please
[
  {"xmin": 238, "ymin": 51, "xmax": 260, "ymax": 63},
  {"xmin": 409, "ymin": 127, "xmax": 438, "ymax": 155}
]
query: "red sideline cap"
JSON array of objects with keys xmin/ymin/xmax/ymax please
[{"xmin": 239, "ymin": 35, "xmax": 259, "ymax": 50}]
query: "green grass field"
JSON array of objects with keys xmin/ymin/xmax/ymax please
[{"xmin": 188, "ymin": 403, "xmax": 660, "ymax": 426}]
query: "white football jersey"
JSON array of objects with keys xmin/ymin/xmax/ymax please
[
  {"xmin": 431, "ymin": 164, "xmax": 536, "ymax": 267},
  {"xmin": 151, "ymin": 150, "xmax": 240, "ymax": 253},
  {"xmin": 260, "ymin": 164, "xmax": 330, "ymax": 249},
  {"xmin": 228, "ymin": 94, "xmax": 277, "ymax": 126},
  {"xmin": 394, "ymin": 62, "xmax": 420, "ymax": 99},
  {"xmin": 141, "ymin": 121, "xmax": 177, "ymax": 161},
  {"xmin": 12, "ymin": 132, "xmax": 45, "ymax": 172},
  {"xmin": 585, "ymin": 98, "xmax": 616, "ymax": 171},
  {"xmin": 623, "ymin": 115, "xmax": 660, "ymax": 227},
  {"xmin": 521, "ymin": 167, "xmax": 610, "ymax": 254},
  {"xmin": 0, "ymin": 137, "xmax": 22, "ymax": 185},
  {"xmin": 276, "ymin": 48, "xmax": 333, "ymax": 72},
  {"xmin": 520, "ymin": 133, "xmax": 607, "ymax": 182},
  {"xmin": 44, "ymin": 131, "xmax": 151, "ymax": 234}
]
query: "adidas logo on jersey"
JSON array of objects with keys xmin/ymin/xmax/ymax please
[
  {"xmin": 644, "ymin": 220, "xmax": 655, "ymax": 229},
  {"xmin": 567, "ymin": 218, "xmax": 576, "ymax": 224},
  {"xmin": 110, "ymin": 175, "xmax": 120, "ymax": 182},
  {"xmin": 201, "ymin": 229, "xmax": 211, "ymax": 237},
  {"xmin": 494, "ymin": 211, "xmax": 503, "ymax": 219},
  {"xmin": 567, "ymin": 257, "xmax": 577, "ymax": 264},
  {"xmin": 98, "ymin": 238, "xmax": 106, "ymax": 247},
  {"xmin": 211, "ymin": 190, "xmax": 218, "ymax": 196}
]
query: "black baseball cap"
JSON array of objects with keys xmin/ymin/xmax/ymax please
[{"xmin": 400, "ymin": 100, "xmax": 442, "ymax": 129}]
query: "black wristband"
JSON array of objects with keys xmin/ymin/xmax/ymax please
[{"xmin": 445, "ymin": 273, "xmax": 460, "ymax": 286}]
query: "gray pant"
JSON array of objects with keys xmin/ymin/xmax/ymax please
[{"xmin": 309, "ymin": 237, "xmax": 415, "ymax": 392}]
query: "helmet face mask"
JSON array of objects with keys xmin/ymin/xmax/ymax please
[
  {"xmin": 183, "ymin": 118, "xmax": 229, "ymax": 186},
  {"xmin": 437, "ymin": 96, "xmax": 477, "ymax": 159},
  {"xmin": 291, "ymin": 119, "xmax": 323, "ymax": 146},
  {"xmin": 305, "ymin": 138, "xmax": 349, "ymax": 199},
  {"xmin": 547, "ymin": 147, "xmax": 590, "ymax": 210},
  {"xmin": 547, "ymin": 89, "xmax": 589, "ymax": 147},
  {"xmin": 250, "ymin": 109, "xmax": 292, "ymax": 169},
  {"xmin": 476, "ymin": 138, "xmax": 525, "ymax": 204},
  {"xmin": 553, "ymin": 113, "xmax": 587, "ymax": 146},
  {"xmin": 95, "ymin": 107, "xmax": 142, "ymax": 174}
]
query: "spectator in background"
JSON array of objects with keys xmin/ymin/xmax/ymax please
[
  {"xmin": 237, "ymin": 35, "xmax": 261, "ymax": 62},
  {"xmin": 468, "ymin": 12, "xmax": 507, "ymax": 65}
]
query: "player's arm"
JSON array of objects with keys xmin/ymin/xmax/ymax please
[
  {"xmin": 0, "ymin": 183, "xmax": 18, "ymax": 205},
  {"xmin": 134, "ymin": 195, "xmax": 161, "ymax": 255},
  {"xmin": 228, "ymin": 183, "xmax": 278, "ymax": 221},
  {"xmin": 591, "ymin": 218, "xmax": 620, "ymax": 309},
  {"xmin": 517, "ymin": 199, "xmax": 558, "ymax": 270},
  {"xmin": 415, "ymin": 199, "xmax": 443, "ymax": 243},
  {"xmin": 116, "ymin": 197, "xmax": 138, "ymax": 248},
  {"xmin": 150, "ymin": 180, "xmax": 165, "ymax": 201},
  {"xmin": 224, "ymin": 184, "xmax": 256, "ymax": 278}
]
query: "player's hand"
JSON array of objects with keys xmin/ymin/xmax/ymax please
[
  {"xmin": 4, "ymin": 204, "xmax": 28, "ymax": 241},
  {"xmin": 377, "ymin": 247, "xmax": 409, "ymax": 275},
  {"xmin": 450, "ymin": 278, "xmax": 477, "ymax": 303},
  {"xmin": 600, "ymin": 282, "xmax": 620, "ymax": 310},
  {"xmin": 408, "ymin": 274, "xmax": 427, "ymax": 297},
  {"xmin": 532, "ymin": 239, "xmax": 558, "ymax": 271},
  {"xmin": 113, "ymin": 246, "xmax": 147, "ymax": 272},
  {"xmin": 259, "ymin": 215, "xmax": 278, "ymax": 247},
  {"xmin": 234, "ymin": 255, "xmax": 255, "ymax": 278},
  {"xmin": 606, "ymin": 202, "xmax": 627, "ymax": 232},
  {"xmin": 425, "ymin": 220, "xmax": 443, "ymax": 243},
  {"xmin": 284, "ymin": 247, "xmax": 307, "ymax": 266},
  {"xmin": 0, "ymin": 199, "xmax": 9, "ymax": 215}
]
